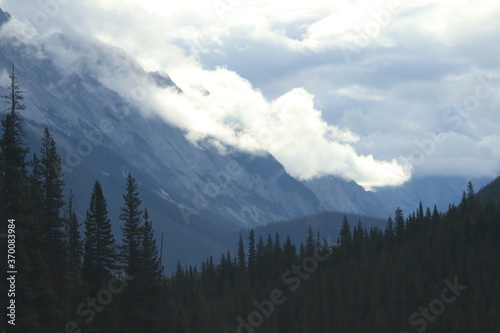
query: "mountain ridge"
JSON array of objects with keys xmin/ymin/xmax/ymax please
[{"xmin": 0, "ymin": 8, "xmax": 492, "ymax": 270}]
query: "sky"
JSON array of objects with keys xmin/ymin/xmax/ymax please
[{"xmin": 1, "ymin": 0, "xmax": 499, "ymax": 190}]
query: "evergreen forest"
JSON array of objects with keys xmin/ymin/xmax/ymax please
[{"xmin": 1, "ymin": 67, "xmax": 499, "ymax": 333}]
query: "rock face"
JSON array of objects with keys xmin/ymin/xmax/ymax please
[{"xmin": 303, "ymin": 176, "xmax": 392, "ymax": 217}]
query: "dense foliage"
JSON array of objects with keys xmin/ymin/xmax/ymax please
[
  {"xmin": 0, "ymin": 67, "xmax": 165, "ymax": 333},
  {"xmin": 164, "ymin": 194, "xmax": 500, "ymax": 333},
  {"xmin": 1, "ymin": 67, "xmax": 499, "ymax": 333}
]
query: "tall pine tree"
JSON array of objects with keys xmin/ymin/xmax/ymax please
[
  {"xmin": 1, "ymin": 65, "xmax": 34, "ymax": 332},
  {"xmin": 83, "ymin": 181, "xmax": 116, "ymax": 293},
  {"xmin": 118, "ymin": 174, "xmax": 144, "ymax": 332},
  {"xmin": 39, "ymin": 127, "xmax": 66, "ymax": 287},
  {"xmin": 119, "ymin": 173, "xmax": 143, "ymax": 275},
  {"xmin": 65, "ymin": 190, "xmax": 82, "ymax": 271},
  {"xmin": 138, "ymin": 208, "xmax": 164, "ymax": 333},
  {"xmin": 0, "ymin": 65, "xmax": 28, "ymax": 220}
]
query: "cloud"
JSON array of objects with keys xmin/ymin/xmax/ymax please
[
  {"xmin": 100, "ymin": 61, "xmax": 412, "ymax": 188},
  {"xmin": 1, "ymin": 0, "xmax": 499, "ymax": 188}
]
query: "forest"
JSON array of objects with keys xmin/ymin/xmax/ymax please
[{"xmin": 1, "ymin": 67, "xmax": 499, "ymax": 333}]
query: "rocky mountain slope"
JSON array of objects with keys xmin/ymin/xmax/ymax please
[{"xmin": 0, "ymin": 8, "xmax": 490, "ymax": 269}]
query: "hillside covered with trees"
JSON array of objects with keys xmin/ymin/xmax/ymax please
[{"xmin": 1, "ymin": 66, "xmax": 499, "ymax": 332}]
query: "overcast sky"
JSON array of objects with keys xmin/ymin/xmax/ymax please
[{"xmin": 1, "ymin": 0, "xmax": 500, "ymax": 189}]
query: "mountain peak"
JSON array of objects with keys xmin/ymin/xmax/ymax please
[
  {"xmin": 0, "ymin": 8, "xmax": 11, "ymax": 26},
  {"xmin": 148, "ymin": 70, "xmax": 182, "ymax": 92}
]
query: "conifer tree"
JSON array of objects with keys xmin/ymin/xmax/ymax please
[
  {"xmin": 339, "ymin": 215, "xmax": 352, "ymax": 247},
  {"xmin": 119, "ymin": 173, "xmax": 143, "ymax": 275},
  {"xmin": 466, "ymin": 181, "xmax": 475, "ymax": 208},
  {"xmin": 0, "ymin": 65, "xmax": 31, "ymax": 333},
  {"xmin": 65, "ymin": 190, "xmax": 82, "ymax": 270},
  {"xmin": 237, "ymin": 233, "xmax": 246, "ymax": 272},
  {"xmin": 306, "ymin": 225, "xmax": 315, "ymax": 256},
  {"xmin": 247, "ymin": 229, "xmax": 256, "ymax": 283},
  {"xmin": 83, "ymin": 181, "xmax": 116, "ymax": 293},
  {"xmin": 137, "ymin": 208, "xmax": 164, "ymax": 333},
  {"xmin": 39, "ymin": 127, "xmax": 66, "ymax": 279},
  {"xmin": 283, "ymin": 235, "xmax": 296, "ymax": 266},
  {"xmin": 0, "ymin": 65, "xmax": 28, "ymax": 220},
  {"xmin": 384, "ymin": 216, "xmax": 394, "ymax": 247},
  {"xmin": 61, "ymin": 192, "xmax": 86, "ymax": 326},
  {"xmin": 0, "ymin": 67, "xmax": 63, "ymax": 332},
  {"xmin": 273, "ymin": 232, "xmax": 282, "ymax": 269},
  {"xmin": 394, "ymin": 207, "xmax": 405, "ymax": 243}
]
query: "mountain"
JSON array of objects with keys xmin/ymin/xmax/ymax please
[
  {"xmin": 0, "ymin": 9, "xmax": 492, "ymax": 270},
  {"xmin": 0, "ymin": 10, "xmax": 392, "ymax": 270},
  {"xmin": 0, "ymin": 8, "xmax": 9, "ymax": 24},
  {"xmin": 375, "ymin": 176, "xmax": 492, "ymax": 215},
  {"xmin": 303, "ymin": 176, "xmax": 392, "ymax": 217},
  {"xmin": 477, "ymin": 176, "xmax": 500, "ymax": 205}
]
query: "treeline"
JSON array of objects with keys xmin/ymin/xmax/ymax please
[
  {"xmin": 0, "ymin": 67, "xmax": 165, "ymax": 332},
  {"xmin": 164, "ymin": 184, "xmax": 500, "ymax": 333}
]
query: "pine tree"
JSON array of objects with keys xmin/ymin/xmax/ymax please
[
  {"xmin": 119, "ymin": 173, "xmax": 143, "ymax": 276},
  {"xmin": 0, "ymin": 65, "xmax": 28, "ymax": 220},
  {"xmin": 237, "ymin": 233, "xmax": 246, "ymax": 272},
  {"xmin": 306, "ymin": 225, "xmax": 315, "ymax": 256},
  {"xmin": 0, "ymin": 65, "xmax": 33, "ymax": 333},
  {"xmin": 283, "ymin": 235, "xmax": 296, "ymax": 266},
  {"xmin": 273, "ymin": 232, "xmax": 282, "ymax": 269},
  {"xmin": 339, "ymin": 215, "xmax": 352, "ymax": 247},
  {"xmin": 39, "ymin": 127, "xmax": 66, "ymax": 282},
  {"xmin": 466, "ymin": 181, "xmax": 475, "ymax": 208},
  {"xmin": 65, "ymin": 190, "xmax": 82, "ymax": 270},
  {"xmin": 138, "ymin": 208, "xmax": 164, "ymax": 333},
  {"xmin": 394, "ymin": 207, "xmax": 405, "ymax": 243},
  {"xmin": 248, "ymin": 229, "xmax": 256, "ymax": 284},
  {"xmin": 83, "ymin": 181, "xmax": 116, "ymax": 293},
  {"xmin": 0, "ymin": 67, "xmax": 64, "ymax": 332},
  {"xmin": 61, "ymin": 191, "xmax": 86, "ymax": 325}
]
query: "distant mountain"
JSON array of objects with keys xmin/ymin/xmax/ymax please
[{"xmin": 375, "ymin": 176, "xmax": 491, "ymax": 216}]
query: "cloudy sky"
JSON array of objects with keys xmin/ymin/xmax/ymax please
[{"xmin": 1, "ymin": 0, "xmax": 500, "ymax": 189}]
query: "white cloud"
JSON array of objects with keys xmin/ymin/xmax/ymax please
[
  {"xmin": 101, "ymin": 62, "xmax": 412, "ymax": 188},
  {"xmin": 1, "ymin": 0, "xmax": 499, "ymax": 188}
]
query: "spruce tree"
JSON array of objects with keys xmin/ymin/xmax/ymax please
[
  {"xmin": 83, "ymin": 181, "xmax": 116, "ymax": 293},
  {"xmin": 237, "ymin": 233, "xmax": 246, "ymax": 272},
  {"xmin": 119, "ymin": 173, "xmax": 143, "ymax": 275},
  {"xmin": 394, "ymin": 207, "xmax": 405, "ymax": 243},
  {"xmin": 39, "ymin": 127, "xmax": 66, "ymax": 282},
  {"xmin": 0, "ymin": 66, "xmax": 63, "ymax": 332},
  {"xmin": 61, "ymin": 191, "xmax": 86, "ymax": 325},
  {"xmin": 137, "ymin": 208, "xmax": 164, "ymax": 333},
  {"xmin": 65, "ymin": 190, "xmax": 82, "ymax": 270},
  {"xmin": 0, "ymin": 65, "xmax": 32, "ymax": 333},
  {"xmin": 306, "ymin": 225, "xmax": 315, "ymax": 256},
  {"xmin": 339, "ymin": 215, "xmax": 352, "ymax": 247},
  {"xmin": 0, "ymin": 65, "xmax": 28, "ymax": 220},
  {"xmin": 466, "ymin": 181, "xmax": 475, "ymax": 208},
  {"xmin": 247, "ymin": 229, "xmax": 256, "ymax": 283}
]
